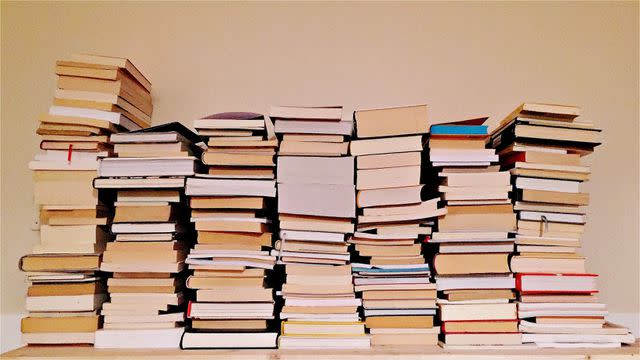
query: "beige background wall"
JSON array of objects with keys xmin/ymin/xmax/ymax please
[{"xmin": 1, "ymin": 1, "xmax": 638, "ymax": 351}]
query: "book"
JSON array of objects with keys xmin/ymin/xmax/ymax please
[{"xmin": 354, "ymin": 104, "xmax": 428, "ymax": 138}]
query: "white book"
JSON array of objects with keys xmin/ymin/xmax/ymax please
[
  {"xmin": 193, "ymin": 119, "xmax": 265, "ymax": 130},
  {"xmin": 182, "ymin": 332, "xmax": 277, "ymax": 349},
  {"xmin": 285, "ymin": 298, "xmax": 362, "ymax": 307},
  {"xmin": 438, "ymin": 243, "xmax": 514, "ymax": 253},
  {"xmin": 98, "ymin": 157, "xmax": 196, "ymax": 177},
  {"xmin": 277, "ymin": 156, "xmax": 354, "ymax": 185},
  {"xmin": 519, "ymin": 211, "xmax": 586, "ymax": 224},
  {"xmin": 94, "ymin": 328, "xmax": 184, "ymax": 348},
  {"xmin": 29, "ymin": 160, "xmax": 98, "ymax": 171},
  {"xmin": 22, "ymin": 332, "xmax": 95, "ymax": 345},
  {"xmin": 26, "ymin": 294, "xmax": 106, "ymax": 312},
  {"xmin": 270, "ymin": 105, "xmax": 342, "ymax": 120},
  {"xmin": 36, "ymin": 150, "xmax": 108, "ymax": 162},
  {"xmin": 280, "ymin": 230, "xmax": 345, "ymax": 243},
  {"xmin": 522, "ymin": 333, "xmax": 635, "ymax": 344},
  {"xmin": 516, "ymin": 177, "xmax": 581, "ymax": 193},
  {"xmin": 436, "ymin": 275, "xmax": 515, "ymax": 291},
  {"xmin": 433, "ymin": 161, "xmax": 491, "ymax": 167},
  {"xmin": 111, "ymin": 222, "xmax": 179, "ymax": 234},
  {"xmin": 430, "ymin": 149, "xmax": 498, "ymax": 162},
  {"xmin": 186, "ymin": 177, "xmax": 276, "ymax": 197},
  {"xmin": 186, "ymin": 259, "xmax": 274, "ymax": 270},
  {"xmin": 278, "ymin": 183, "xmax": 355, "ymax": 218},
  {"xmin": 279, "ymin": 336, "xmax": 370, "ymax": 349},
  {"xmin": 519, "ymin": 310, "xmax": 608, "ymax": 318},
  {"xmin": 432, "ymin": 231, "xmax": 509, "ymax": 240},
  {"xmin": 364, "ymin": 309, "xmax": 436, "ymax": 316},
  {"xmin": 279, "ymin": 313, "xmax": 360, "ymax": 321},
  {"xmin": 274, "ymin": 120, "xmax": 353, "ymax": 135},
  {"xmin": 49, "ymin": 106, "xmax": 140, "ymax": 131},
  {"xmin": 270, "ymin": 250, "xmax": 350, "ymax": 261},
  {"xmin": 55, "ymin": 88, "xmax": 119, "ymax": 103}
]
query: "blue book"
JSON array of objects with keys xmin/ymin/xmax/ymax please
[{"xmin": 430, "ymin": 124, "xmax": 488, "ymax": 135}]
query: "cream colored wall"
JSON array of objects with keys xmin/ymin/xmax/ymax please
[{"xmin": 1, "ymin": 1, "xmax": 638, "ymax": 351}]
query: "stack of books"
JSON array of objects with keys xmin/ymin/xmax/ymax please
[
  {"xmin": 20, "ymin": 54, "xmax": 152, "ymax": 345},
  {"xmin": 181, "ymin": 112, "xmax": 278, "ymax": 349},
  {"xmin": 491, "ymin": 103, "xmax": 634, "ymax": 348},
  {"xmin": 350, "ymin": 105, "xmax": 443, "ymax": 346},
  {"xmin": 270, "ymin": 106, "xmax": 368, "ymax": 350},
  {"xmin": 93, "ymin": 123, "xmax": 201, "ymax": 348},
  {"xmin": 427, "ymin": 118, "xmax": 521, "ymax": 348}
]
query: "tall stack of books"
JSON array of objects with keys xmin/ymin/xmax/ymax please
[
  {"xmin": 349, "ymin": 105, "xmax": 443, "ymax": 347},
  {"xmin": 181, "ymin": 112, "xmax": 278, "ymax": 349},
  {"xmin": 490, "ymin": 103, "xmax": 634, "ymax": 348},
  {"xmin": 93, "ymin": 123, "xmax": 201, "ymax": 348},
  {"xmin": 20, "ymin": 54, "xmax": 152, "ymax": 345},
  {"xmin": 270, "ymin": 106, "xmax": 369, "ymax": 350},
  {"xmin": 427, "ymin": 118, "xmax": 521, "ymax": 348}
]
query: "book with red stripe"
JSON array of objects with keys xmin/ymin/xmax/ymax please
[{"xmin": 516, "ymin": 273, "xmax": 598, "ymax": 294}]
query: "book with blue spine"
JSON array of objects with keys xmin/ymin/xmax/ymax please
[{"xmin": 430, "ymin": 117, "xmax": 489, "ymax": 136}]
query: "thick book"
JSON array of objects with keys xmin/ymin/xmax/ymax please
[
  {"xmin": 269, "ymin": 105, "xmax": 342, "ymax": 121},
  {"xmin": 181, "ymin": 331, "xmax": 277, "ymax": 349},
  {"xmin": 354, "ymin": 104, "xmax": 428, "ymax": 138},
  {"xmin": 277, "ymin": 156, "xmax": 354, "ymax": 185},
  {"xmin": 94, "ymin": 328, "xmax": 183, "ymax": 348}
]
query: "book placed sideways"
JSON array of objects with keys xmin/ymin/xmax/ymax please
[
  {"xmin": 94, "ymin": 328, "xmax": 184, "ymax": 348},
  {"xmin": 98, "ymin": 157, "xmax": 196, "ymax": 177},
  {"xmin": 181, "ymin": 332, "xmax": 277, "ymax": 349},
  {"xmin": 269, "ymin": 105, "xmax": 342, "ymax": 121}
]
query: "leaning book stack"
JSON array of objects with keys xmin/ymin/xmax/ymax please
[
  {"xmin": 350, "ymin": 104, "xmax": 442, "ymax": 346},
  {"xmin": 427, "ymin": 118, "xmax": 521, "ymax": 348},
  {"xmin": 93, "ymin": 123, "xmax": 201, "ymax": 348},
  {"xmin": 491, "ymin": 102, "xmax": 634, "ymax": 348},
  {"xmin": 20, "ymin": 54, "xmax": 153, "ymax": 345},
  {"xmin": 271, "ymin": 106, "xmax": 368, "ymax": 349},
  {"xmin": 182, "ymin": 112, "xmax": 278, "ymax": 349}
]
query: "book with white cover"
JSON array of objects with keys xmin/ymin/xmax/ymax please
[
  {"xmin": 22, "ymin": 332, "xmax": 96, "ymax": 344},
  {"xmin": 278, "ymin": 336, "xmax": 370, "ymax": 349},
  {"xmin": 269, "ymin": 105, "xmax": 342, "ymax": 120},
  {"xmin": 280, "ymin": 230, "xmax": 345, "ymax": 243},
  {"xmin": 521, "ymin": 333, "xmax": 635, "ymax": 344},
  {"xmin": 429, "ymin": 149, "xmax": 498, "ymax": 162},
  {"xmin": 278, "ymin": 183, "xmax": 355, "ymax": 218},
  {"xmin": 515, "ymin": 177, "xmax": 581, "ymax": 193},
  {"xmin": 98, "ymin": 157, "xmax": 196, "ymax": 177},
  {"xmin": 519, "ymin": 211, "xmax": 586, "ymax": 224},
  {"xmin": 181, "ymin": 332, "xmax": 277, "ymax": 349},
  {"xmin": 436, "ymin": 275, "xmax": 515, "ymax": 291},
  {"xmin": 193, "ymin": 119, "xmax": 265, "ymax": 130},
  {"xmin": 95, "ymin": 328, "xmax": 184, "ymax": 348},
  {"xmin": 29, "ymin": 160, "xmax": 98, "ymax": 171},
  {"xmin": 277, "ymin": 156, "xmax": 354, "ymax": 185},
  {"xmin": 186, "ymin": 177, "xmax": 276, "ymax": 197},
  {"xmin": 275, "ymin": 120, "xmax": 353, "ymax": 135},
  {"xmin": 26, "ymin": 294, "xmax": 107, "ymax": 312},
  {"xmin": 49, "ymin": 105, "xmax": 140, "ymax": 131}
]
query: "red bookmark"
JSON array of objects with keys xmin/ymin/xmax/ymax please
[{"xmin": 67, "ymin": 144, "xmax": 73, "ymax": 162}]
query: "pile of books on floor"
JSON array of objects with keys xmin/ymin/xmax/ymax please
[
  {"xmin": 271, "ymin": 106, "xmax": 369, "ymax": 349},
  {"xmin": 20, "ymin": 54, "xmax": 152, "ymax": 345},
  {"xmin": 491, "ymin": 103, "xmax": 634, "ymax": 348},
  {"xmin": 181, "ymin": 112, "xmax": 278, "ymax": 349},
  {"xmin": 427, "ymin": 118, "xmax": 521, "ymax": 348},
  {"xmin": 93, "ymin": 123, "xmax": 202, "ymax": 348},
  {"xmin": 350, "ymin": 105, "xmax": 443, "ymax": 346}
]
